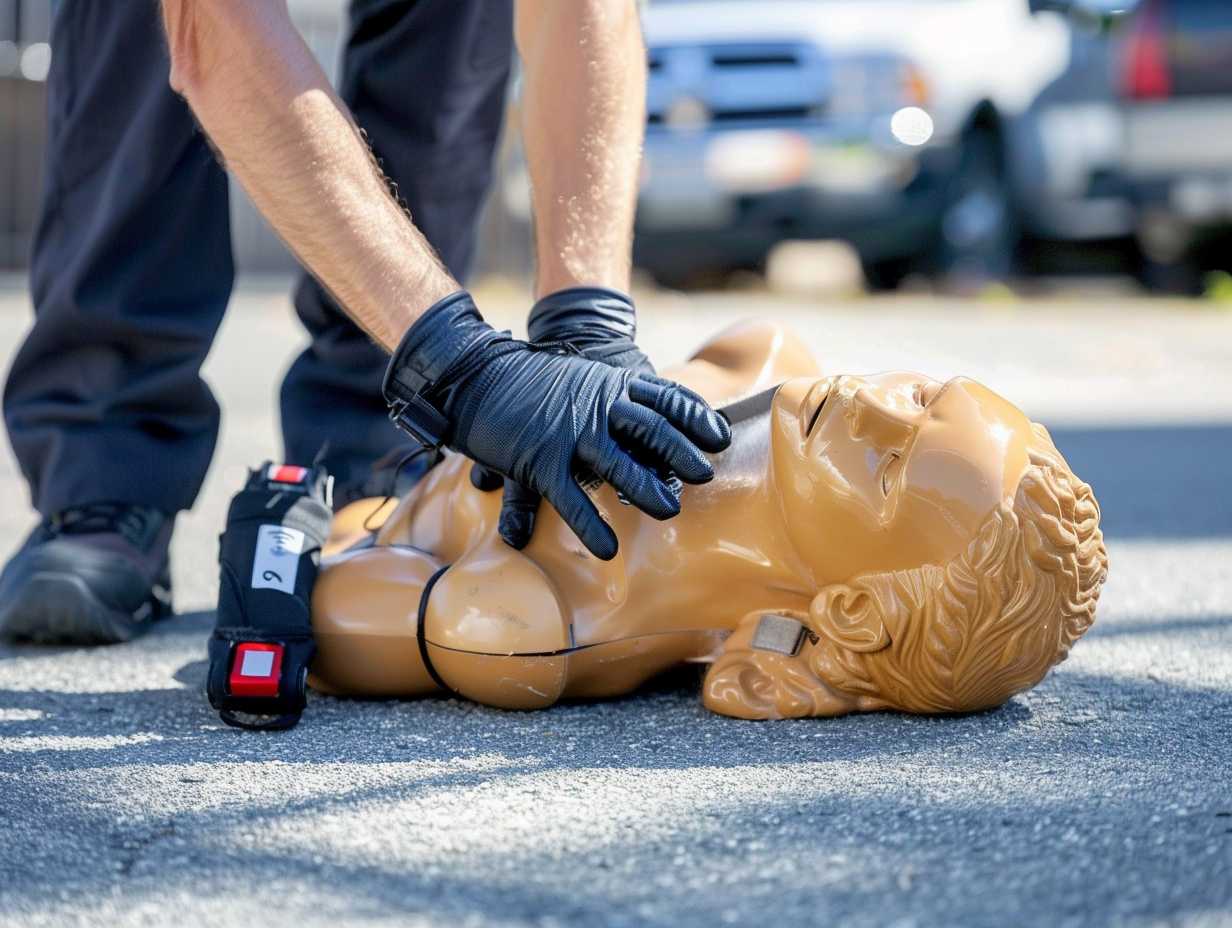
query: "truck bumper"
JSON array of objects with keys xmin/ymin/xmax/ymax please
[{"xmin": 634, "ymin": 125, "xmax": 958, "ymax": 274}]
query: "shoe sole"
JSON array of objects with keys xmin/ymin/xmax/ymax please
[{"xmin": 0, "ymin": 570, "xmax": 170, "ymax": 645}]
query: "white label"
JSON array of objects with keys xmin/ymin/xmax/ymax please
[
  {"xmin": 239, "ymin": 651, "xmax": 275, "ymax": 678},
  {"xmin": 251, "ymin": 524, "xmax": 305, "ymax": 595}
]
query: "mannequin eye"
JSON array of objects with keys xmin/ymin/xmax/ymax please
[
  {"xmin": 916, "ymin": 382, "xmax": 943, "ymax": 407},
  {"xmin": 882, "ymin": 453, "xmax": 902, "ymax": 495},
  {"xmin": 806, "ymin": 393, "xmax": 828, "ymax": 437}
]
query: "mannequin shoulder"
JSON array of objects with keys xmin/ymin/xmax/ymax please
[{"xmin": 666, "ymin": 319, "xmax": 821, "ymax": 404}]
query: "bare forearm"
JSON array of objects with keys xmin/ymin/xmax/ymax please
[
  {"xmin": 516, "ymin": 0, "xmax": 646, "ymax": 297},
  {"xmin": 162, "ymin": 0, "xmax": 456, "ymax": 349}
]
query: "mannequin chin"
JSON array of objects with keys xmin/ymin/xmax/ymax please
[{"xmin": 310, "ymin": 320, "xmax": 1108, "ymax": 719}]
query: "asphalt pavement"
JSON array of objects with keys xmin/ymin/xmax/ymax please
[{"xmin": 1, "ymin": 279, "xmax": 1229, "ymax": 927}]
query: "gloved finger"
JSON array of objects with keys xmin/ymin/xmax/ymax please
[
  {"xmin": 470, "ymin": 461, "xmax": 505, "ymax": 492},
  {"xmin": 608, "ymin": 399, "xmax": 714, "ymax": 485},
  {"xmin": 545, "ymin": 478, "xmax": 620, "ymax": 561},
  {"xmin": 497, "ymin": 480, "xmax": 542, "ymax": 550},
  {"xmin": 578, "ymin": 437, "xmax": 681, "ymax": 521},
  {"xmin": 627, "ymin": 375, "xmax": 732, "ymax": 453}
]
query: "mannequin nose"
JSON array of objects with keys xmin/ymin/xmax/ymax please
[{"xmin": 849, "ymin": 386, "xmax": 917, "ymax": 448}]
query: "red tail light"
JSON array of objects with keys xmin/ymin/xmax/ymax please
[{"xmin": 1123, "ymin": 0, "xmax": 1171, "ymax": 100}]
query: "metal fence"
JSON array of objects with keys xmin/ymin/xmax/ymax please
[
  {"xmin": 0, "ymin": 0, "xmax": 49, "ymax": 268},
  {"xmin": 0, "ymin": 0, "xmax": 527, "ymax": 278},
  {"xmin": 0, "ymin": 0, "xmax": 50, "ymax": 43}
]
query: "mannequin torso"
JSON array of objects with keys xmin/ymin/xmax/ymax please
[{"xmin": 311, "ymin": 320, "xmax": 821, "ymax": 707}]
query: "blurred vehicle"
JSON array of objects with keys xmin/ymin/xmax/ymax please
[
  {"xmin": 1013, "ymin": 0, "xmax": 1140, "ymax": 272},
  {"xmin": 1113, "ymin": 0, "xmax": 1232, "ymax": 292},
  {"xmin": 633, "ymin": 0, "xmax": 1135, "ymax": 289},
  {"xmin": 634, "ymin": 24, "xmax": 956, "ymax": 288}
]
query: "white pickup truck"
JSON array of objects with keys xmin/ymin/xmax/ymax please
[{"xmin": 635, "ymin": 0, "xmax": 1135, "ymax": 287}]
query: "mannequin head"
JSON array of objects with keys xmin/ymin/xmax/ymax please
[{"xmin": 705, "ymin": 375, "xmax": 1108, "ymax": 718}]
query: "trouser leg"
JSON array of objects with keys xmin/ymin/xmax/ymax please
[
  {"xmin": 3, "ymin": 0, "xmax": 233, "ymax": 517},
  {"xmin": 280, "ymin": 0, "xmax": 513, "ymax": 496}
]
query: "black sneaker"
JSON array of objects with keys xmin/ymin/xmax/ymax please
[{"xmin": 0, "ymin": 503, "xmax": 173, "ymax": 645}]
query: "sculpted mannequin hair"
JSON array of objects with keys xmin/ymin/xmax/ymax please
[{"xmin": 718, "ymin": 424, "xmax": 1108, "ymax": 716}]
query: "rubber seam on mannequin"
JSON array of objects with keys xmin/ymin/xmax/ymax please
[
  {"xmin": 417, "ymin": 564, "xmax": 454, "ymax": 694},
  {"xmin": 419, "ymin": 628, "xmax": 731, "ymax": 659}
]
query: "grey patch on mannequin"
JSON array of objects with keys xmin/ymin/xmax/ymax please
[{"xmin": 750, "ymin": 614, "xmax": 808, "ymax": 656}]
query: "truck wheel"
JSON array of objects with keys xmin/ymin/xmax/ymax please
[
  {"xmin": 935, "ymin": 130, "xmax": 1016, "ymax": 284},
  {"xmin": 862, "ymin": 257, "xmax": 914, "ymax": 292},
  {"xmin": 1136, "ymin": 257, "xmax": 1204, "ymax": 297}
]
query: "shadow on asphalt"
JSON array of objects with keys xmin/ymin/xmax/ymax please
[
  {"xmin": 1048, "ymin": 422, "xmax": 1231, "ymax": 539},
  {"xmin": 2, "ymin": 420, "xmax": 1230, "ymax": 922},
  {"xmin": 5, "ymin": 769, "xmax": 1228, "ymax": 927},
  {"xmin": 2, "ymin": 611, "xmax": 1229, "ymax": 773},
  {"xmin": 1, "ymin": 636, "xmax": 1230, "ymax": 923},
  {"xmin": 3, "ymin": 567, "xmax": 1231, "ymax": 927}
]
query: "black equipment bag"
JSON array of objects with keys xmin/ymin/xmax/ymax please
[{"xmin": 206, "ymin": 463, "xmax": 333, "ymax": 731}]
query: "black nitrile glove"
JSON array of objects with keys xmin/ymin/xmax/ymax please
[
  {"xmin": 526, "ymin": 286, "xmax": 655, "ymax": 375},
  {"xmin": 470, "ymin": 287, "xmax": 661, "ymax": 548},
  {"xmin": 383, "ymin": 291, "xmax": 730, "ymax": 560}
]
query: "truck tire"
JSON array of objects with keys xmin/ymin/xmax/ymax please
[{"xmin": 935, "ymin": 130, "xmax": 1016, "ymax": 283}]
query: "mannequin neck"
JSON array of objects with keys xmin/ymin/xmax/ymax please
[{"xmin": 627, "ymin": 406, "xmax": 816, "ymax": 630}]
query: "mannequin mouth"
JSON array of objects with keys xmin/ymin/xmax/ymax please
[{"xmin": 799, "ymin": 380, "xmax": 833, "ymax": 439}]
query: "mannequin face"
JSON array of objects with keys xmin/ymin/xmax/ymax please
[{"xmin": 770, "ymin": 374, "xmax": 1035, "ymax": 585}]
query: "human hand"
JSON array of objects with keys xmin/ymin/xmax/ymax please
[
  {"xmin": 470, "ymin": 288, "xmax": 666, "ymax": 547},
  {"xmin": 384, "ymin": 292, "xmax": 730, "ymax": 559}
]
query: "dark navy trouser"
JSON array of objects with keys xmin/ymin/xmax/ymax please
[{"xmin": 3, "ymin": 0, "xmax": 512, "ymax": 516}]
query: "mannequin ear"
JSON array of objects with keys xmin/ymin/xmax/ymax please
[
  {"xmin": 809, "ymin": 585, "xmax": 890, "ymax": 653},
  {"xmin": 702, "ymin": 613, "xmax": 857, "ymax": 720},
  {"xmin": 702, "ymin": 649, "xmax": 854, "ymax": 720}
]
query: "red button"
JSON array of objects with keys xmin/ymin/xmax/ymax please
[
  {"xmin": 267, "ymin": 464, "xmax": 308, "ymax": 485},
  {"xmin": 228, "ymin": 642, "xmax": 284, "ymax": 699}
]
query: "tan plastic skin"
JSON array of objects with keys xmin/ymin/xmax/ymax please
[{"xmin": 311, "ymin": 320, "xmax": 1108, "ymax": 719}]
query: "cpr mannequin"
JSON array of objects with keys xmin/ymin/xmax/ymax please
[{"xmin": 311, "ymin": 320, "xmax": 1108, "ymax": 719}]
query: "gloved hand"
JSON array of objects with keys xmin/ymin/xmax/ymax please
[
  {"xmin": 525, "ymin": 285, "xmax": 655, "ymax": 376},
  {"xmin": 383, "ymin": 291, "xmax": 730, "ymax": 560},
  {"xmin": 470, "ymin": 287, "xmax": 659, "ymax": 548}
]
